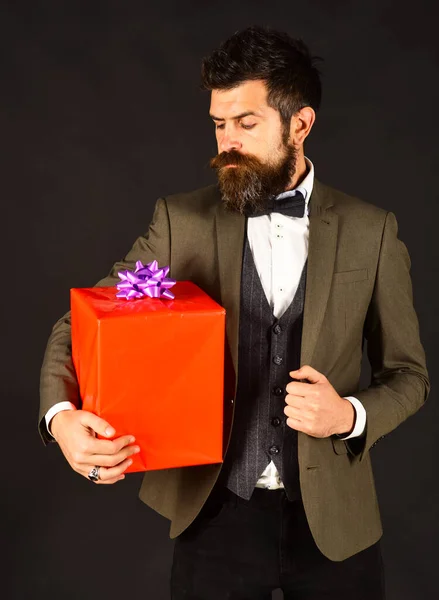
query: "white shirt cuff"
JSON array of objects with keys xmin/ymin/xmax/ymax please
[
  {"xmin": 339, "ymin": 396, "xmax": 366, "ymax": 439},
  {"xmin": 45, "ymin": 402, "xmax": 77, "ymax": 437}
]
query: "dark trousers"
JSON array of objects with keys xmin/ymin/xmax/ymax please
[{"xmin": 171, "ymin": 484, "xmax": 385, "ymax": 599}]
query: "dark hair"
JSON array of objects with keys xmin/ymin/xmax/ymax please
[{"xmin": 201, "ymin": 26, "xmax": 323, "ymax": 136}]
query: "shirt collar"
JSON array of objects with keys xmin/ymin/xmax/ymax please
[{"xmin": 275, "ymin": 156, "xmax": 314, "ymax": 216}]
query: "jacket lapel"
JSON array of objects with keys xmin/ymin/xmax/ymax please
[
  {"xmin": 300, "ymin": 178, "xmax": 339, "ymax": 367},
  {"xmin": 215, "ymin": 177, "xmax": 339, "ymax": 379},
  {"xmin": 215, "ymin": 196, "xmax": 245, "ymax": 374}
]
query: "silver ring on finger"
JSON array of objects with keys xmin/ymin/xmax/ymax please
[{"xmin": 88, "ymin": 466, "xmax": 101, "ymax": 482}]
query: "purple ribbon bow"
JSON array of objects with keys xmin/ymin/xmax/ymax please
[{"xmin": 116, "ymin": 260, "xmax": 176, "ymax": 300}]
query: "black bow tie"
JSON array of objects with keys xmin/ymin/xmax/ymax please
[{"xmin": 245, "ymin": 190, "xmax": 306, "ymax": 218}]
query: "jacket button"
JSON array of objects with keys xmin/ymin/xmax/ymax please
[
  {"xmin": 273, "ymin": 324, "xmax": 282, "ymax": 334},
  {"xmin": 269, "ymin": 445, "xmax": 280, "ymax": 455},
  {"xmin": 273, "ymin": 355, "xmax": 283, "ymax": 365},
  {"xmin": 271, "ymin": 417, "xmax": 281, "ymax": 427},
  {"xmin": 273, "ymin": 386, "xmax": 284, "ymax": 396}
]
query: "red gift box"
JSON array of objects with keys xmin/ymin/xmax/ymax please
[{"xmin": 70, "ymin": 281, "xmax": 226, "ymax": 472}]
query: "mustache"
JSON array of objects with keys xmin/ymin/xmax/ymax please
[{"xmin": 209, "ymin": 150, "xmax": 262, "ymax": 170}]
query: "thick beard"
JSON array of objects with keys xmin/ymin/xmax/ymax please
[{"xmin": 210, "ymin": 143, "xmax": 298, "ymax": 214}]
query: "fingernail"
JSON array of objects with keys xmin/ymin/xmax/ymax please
[
  {"xmin": 129, "ymin": 436, "xmax": 136, "ymax": 443},
  {"xmin": 133, "ymin": 446, "xmax": 140, "ymax": 453},
  {"xmin": 119, "ymin": 475, "xmax": 125, "ymax": 480},
  {"xmin": 105, "ymin": 427, "xmax": 115, "ymax": 436},
  {"xmin": 127, "ymin": 459, "xmax": 133, "ymax": 466}
]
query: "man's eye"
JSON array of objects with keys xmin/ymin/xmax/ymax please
[
  {"xmin": 241, "ymin": 123, "xmax": 256, "ymax": 130},
  {"xmin": 215, "ymin": 123, "xmax": 225, "ymax": 129}
]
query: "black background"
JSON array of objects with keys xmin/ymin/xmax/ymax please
[{"xmin": 2, "ymin": 1, "xmax": 438, "ymax": 598}]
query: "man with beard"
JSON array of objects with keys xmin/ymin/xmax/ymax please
[{"xmin": 39, "ymin": 26, "xmax": 429, "ymax": 599}]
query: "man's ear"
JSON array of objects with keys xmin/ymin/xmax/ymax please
[{"xmin": 290, "ymin": 106, "xmax": 316, "ymax": 146}]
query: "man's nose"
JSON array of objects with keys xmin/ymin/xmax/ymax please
[{"xmin": 219, "ymin": 131, "xmax": 242, "ymax": 153}]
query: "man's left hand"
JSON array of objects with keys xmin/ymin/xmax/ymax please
[{"xmin": 284, "ymin": 365, "xmax": 355, "ymax": 438}]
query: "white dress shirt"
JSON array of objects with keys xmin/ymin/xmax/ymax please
[{"xmin": 45, "ymin": 157, "xmax": 367, "ymax": 490}]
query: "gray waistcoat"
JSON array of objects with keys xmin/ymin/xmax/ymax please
[{"xmin": 218, "ymin": 228, "xmax": 307, "ymax": 501}]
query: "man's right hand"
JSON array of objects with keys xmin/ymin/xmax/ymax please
[{"xmin": 50, "ymin": 410, "xmax": 140, "ymax": 484}]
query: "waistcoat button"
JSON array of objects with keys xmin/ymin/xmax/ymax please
[
  {"xmin": 269, "ymin": 445, "xmax": 280, "ymax": 455},
  {"xmin": 271, "ymin": 417, "xmax": 281, "ymax": 427},
  {"xmin": 273, "ymin": 324, "xmax": 282, "ymax": 334},
  {"xmin": 273, "ymin": 386, "xmax": 284, "ymax": 396},
  {"xmin": 273, "ymin": 355, "xmax": 283, "ymax": 365}
]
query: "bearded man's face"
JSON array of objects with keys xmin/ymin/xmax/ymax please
[{"xmin": 209, "ymin": 80, "xmax": 298, "ymax": 214}]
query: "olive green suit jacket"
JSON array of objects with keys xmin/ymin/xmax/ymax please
[{"xmin": 39, "ymin": 178, "xmax": 430, "ymax": 561}]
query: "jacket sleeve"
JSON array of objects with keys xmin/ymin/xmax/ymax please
[
  {"xmin": 38, "ymin": 198, "xmax": 171, "ymax": 444},
  {"xmin": 348, "ymin": 210, "xmax": 430, "ymax": 461}
]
